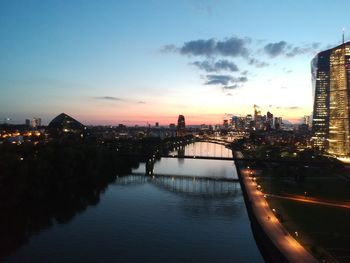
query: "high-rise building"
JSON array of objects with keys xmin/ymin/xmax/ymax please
[
  {"xmin": 31, "ymin": 118, "xmax": 41, "ymax": 129},
  {"xmin": 312, "ymin": 41, "xmax": 350, "ymax": 156},
  {"xmin": 328, "ymin": 42, "xmax": 350, "ymax": 156},
  {"xmin": 266, "ymin": 111, "xmax": 273, "ymax": 131},
  {"xmin": 311, "ymin": 49, "xmax": 331, "ymax": 150},
  {"xmin": 177, "ymin": 115, "xmax": 186, "ymax": 136},
  {"xmin": 303, "ymin": 115, "xmax": 311, "ymax": 127},
  {"xmin": 274, "ymin": 117, "xmax": 282, "ymax": 130}
]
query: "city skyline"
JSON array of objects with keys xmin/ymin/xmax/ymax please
[{"xmin": 1, "ymin": 0, "xmax": 350, "ymax": 125}]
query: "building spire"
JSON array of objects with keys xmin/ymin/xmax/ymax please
[{"xmin": 342, "ymin": 27, "xmax": 346, "ymax": 44}]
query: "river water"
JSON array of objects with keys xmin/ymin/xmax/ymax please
[{"xmin": 4, "ymin": 142, "xmax": 263, "ymax": 263}]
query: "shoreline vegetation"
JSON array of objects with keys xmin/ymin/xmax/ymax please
[{"xmin": 0, "ymin": 135, "xmax": 193, "ymax": 259}]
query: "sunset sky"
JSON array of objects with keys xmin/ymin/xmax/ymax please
[{"xmin": 1, "ymin": 0, "xmax": 349, "ymax": 125}]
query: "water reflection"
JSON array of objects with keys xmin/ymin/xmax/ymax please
[
  {"xmin": 3, "ymin": 142, "xmax": 263, "ymax": 263},
  {"xmin": 170, "ymin": 142, "xmax": 232, "ymax": 158},
  {"xmin": 115, "ymin": 174, "xmax": 239, "ymax": 198}
]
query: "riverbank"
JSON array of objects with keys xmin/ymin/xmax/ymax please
[{"xmin": 234, "ymin": 151, "xmax": 317, "ymax": 263}]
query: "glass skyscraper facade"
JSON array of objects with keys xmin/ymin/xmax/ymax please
[
  {"xmin": 311, "ymin": 49, "xmax": 331, "ymax": 150},
  {"xmin": 312, "ymin": 42, "xmax": 350, "ymax": 156}
]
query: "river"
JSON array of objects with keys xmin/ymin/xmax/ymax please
[{"xmin": 4, "ymin": 142, "xmax": 264, "ymax": 263}]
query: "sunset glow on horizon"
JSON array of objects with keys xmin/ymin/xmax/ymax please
[{"xmin": 1, "ymin": 0, "xmax": 350, "ymax": 125}]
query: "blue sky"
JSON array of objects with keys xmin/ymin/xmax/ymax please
[{"xmin": 0, "ymin": 0, "xmax": 349, "ymax": 125}]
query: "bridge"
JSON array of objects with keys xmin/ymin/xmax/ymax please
[
  {"xmin": 114, "ymin": 174, "xmax": 239, "ymax": 198},
  {"xmin": 162, "ymin": 155, "xmax": 234, "ymax": 161}
]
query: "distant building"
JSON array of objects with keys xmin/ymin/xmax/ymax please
[
  {"xmin": 253, "ymin": 105, "xmax": 261, "ymax": 130},
  {"xmin": 48, "ymin": 113, "xmax": 86, "ymax": 138},
  {"xmin": 266, "ymin": 111, "xmax": 273, "ymax": 130},
  {"xmin": 31, "ymin": 118, "xmax": 41, "ymax": 129},
  {"xmin": 25, "ymin": 119, "xmax": 30, "ymax": 126},
  {"xmin": 274, "ymin": 117, "xmax": 282, "ymax": 130},
  {"xmin": 303, "ymin": 115, "xmax": 311, "ymax": 127},
  {"xmin": 177, "ymin": 115, "xmax": 186, "ymax": 137},
  {"xmin": 246, "ymin": 114, "xmax": 253, "ymax": 129},
  {"xmin": 223, "ymin": 119, "xmax": 229, "ymax": 129}
]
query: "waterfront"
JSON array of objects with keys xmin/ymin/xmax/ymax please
[{"xmin": 3, "ymin": 142, "xmax": 263, "ymax": 262}]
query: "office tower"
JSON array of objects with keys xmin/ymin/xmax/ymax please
[
  {"xmin": 177, "ymin": 115, "xmax": 186, "ymax": 136},
  {"xmin": 328, "ymin": 42, "xmax": 350, "ymax": 156},
  {"xmin": 312, "ymin": 41, "xmax": 350, "ymax": 156},
  {"xmin": 25, "ymin": 119, "xmax": 30, "ymax": 126},
  {"xmin": 266, "ymin": 111, "xmax": 273, "ymax": 130},
  {"xmin": 31, "ymin": 118, "xmax": 42, "ymax": 128},
  {"xmin": 311, "ymin": 49, "xmax": 331, "ymax": 150},
  {"xmin": 253, "ymin": 105, "xmax": 261, "ymax": 130},
  {"xmin": 274, "ymin": 117, "xmax": 282, "ymax": 130}
]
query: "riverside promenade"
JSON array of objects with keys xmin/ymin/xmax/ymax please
[{"xmin": 235, "ymin": 151, "xmax": 317, "ymax": 263}]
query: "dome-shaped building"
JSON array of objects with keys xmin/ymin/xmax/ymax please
[{"xmin": 48, "ymin": 113, "xmax": 86, "ymax": 138}]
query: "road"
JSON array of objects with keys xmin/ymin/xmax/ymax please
[{"xmin": 267, "ymin": 193, "xmax": 350, "ymax": 209}]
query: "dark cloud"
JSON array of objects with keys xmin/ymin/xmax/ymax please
[
  {"xmin": 94, "ymin": 96, "xmax": 124, "ymax": 101},
  {"xmin": 241, "ymin": 70, "xmax": 249, "ymax": 76},
  {"xmin": 264, "ymin": 41, "xmax": 288, "ymax": 57},
  {"xmin": 263, "ymin": 41, "xmax": 320, "ymax": 58},
  {"xmin": 177, "ymin": 36, "xmax": 250, "ymax": 57},
  {"xmin": 205, "ymin": 74, "xmax": 233, "ymax": 85},
  {"xmin": 138, "ymin": 101, "xmax": 146, "ymax": 104},
  {"xmin": 191, "ymin": 59, "xmax": 239, "ymax": 72},
  {"xmin": 248, "ymin": 58, "xmax": 269, "ymax": 67},
  {"xmin": 226, "ymin": 93, "xmax": 233, "ymax": 96},
  {"xmin": 204, "ymin": 75, "xmax": 247, "ymax": 89}
]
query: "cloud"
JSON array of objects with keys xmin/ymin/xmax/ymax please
[
  {"xmin": 282, "ymin": 67, "xmax": 293, "ymax": 73},
  {"xmin": 94, "ymin": 96, "xmax": 124, "ymax": 101},
  {"xmin": 205, "ymin": 74, "xmax": 233, "ymax": 85},
  {"xmin": 175, "ymin": 36, "xmax": 250, "ymax": 57},
  {"xmin": 248, "ymin": 58, "xmax": 269, "ymax": 67},
  {"xmin": 160, "ymin": 44, "xmax": 178, "ymax": 53},
  {"xmin": 263, "ymin": 41, "xmax": 320, "ymax": 58},
  {"xmin": 286, "ymin": 43, "xmax": 320, "ymax": 57},
  {"xmin": 191, "ymin": 59, "xmax": 239, "ymax": 72},
  {"xmin": 204, "ymin": 74, "xmax": 248, "ymax": 89},
  {"xmin": 276, "ymin": 106, "xmax": 301, "ymax": 110},
  {"xmin": 94, "ymin": 96, "xmax": 146, "ymax": 104},
  {"xmin": 264, "ymin": 41, "xmax": 288, "ymax": 57},
  {"xmin": 226, "ymin": 93, "xmax": 233, "ymax": 96}
]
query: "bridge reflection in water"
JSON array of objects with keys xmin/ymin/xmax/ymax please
[{"xmin": 115, "ymin": 174, "xmax": 239, "ymax": 198}]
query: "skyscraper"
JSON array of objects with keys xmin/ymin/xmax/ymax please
[
  {"xmin": 177, "ymin": 115, "xmax": 186, "ymax": 137},
  {"xmin": 311, "ymin": 49, "xmax": 331, "ymax": 150},
  {"xmin": 328, "ymin": 42, "xmax": 350, "ymax": 156},
  {"xmin": 312, "ymin": 41, "xmax": 350, "ymax": 156}
]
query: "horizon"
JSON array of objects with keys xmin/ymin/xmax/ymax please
[{"xmin": 1, "ymin": 0, "xmax": 350, "ymax": 125}]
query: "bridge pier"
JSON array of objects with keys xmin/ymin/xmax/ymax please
[{"xmin": 146, "ymin": 158, "xmax": 155, "ymax": 175}]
